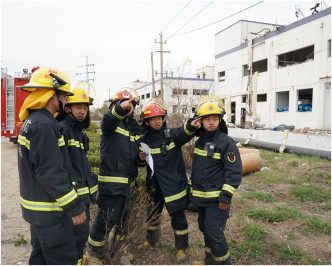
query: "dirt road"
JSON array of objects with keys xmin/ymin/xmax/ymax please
[{"xmin": 1, "ymin": 136, "xmax": 31, "ymax": 265}]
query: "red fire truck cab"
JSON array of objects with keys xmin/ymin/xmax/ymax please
[{"xmin": 1, "ymin": 71, "xmax": 30, "ymax": 144}]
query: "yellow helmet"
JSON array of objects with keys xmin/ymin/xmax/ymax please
[
  {"xmin": 66, "ymin": 87, "xmax": 92, "ymax": 105},
  {"xmin": 197, "ymin": 102, "xmax": 222, "ymax": 117},
  {"xmin": 19, "ymin": 67, "xmax": 73, "ymax": 96}
]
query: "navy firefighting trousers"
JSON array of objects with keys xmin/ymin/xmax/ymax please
[
  {"xmin": 147, "ymin": 179, "xmax": 188, "ymax": 249},
  {"xmin": 197, "ymin": 205, "xmax": 230, "ymax": 264},
  {"xmin": 88, "ymin": 194, "xmax": 129, "ymax": 254},
  {"xmin": 29, "ymin": 217, "xmax": 78, "ymax": 265}
]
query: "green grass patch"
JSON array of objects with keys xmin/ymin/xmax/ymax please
[
  {"xmin": 243, "ymin": 191, "xmax": 277, "ymax": 202},
  {"xmin": 278, "ymin": 245, "xmax": 320, "ymax": 264},
  {"xmin": 243, "ymin": 224, "xmax": 269, "ymax": 241},
  {"xmin": 291, "ymin": 186, "xmax": 330, "ymax": 203},
  {"xmin": 159, "ymin": 243, "xmax": 176, "ymax": 253},
  {"xmin": 229, "ymin": 239, "xmax": 267, "ymax": 261},
  {"xmin": 246, "ymin": 205, "xmax": 303, "ymax": 222},
  {"xmin": 305, "ymin": 216, "xmax": 331, "ymax": 234}
]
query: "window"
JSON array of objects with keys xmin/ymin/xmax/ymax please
[
  {"xmin": 173, "ymin": 105, "xmax": 178, "ymax": 113},
  {"xmin": 243, "ymin": 65, "xmax": 250, "ymax": 77},
  {"xmin": 181, "ymin": 106, "xmax": 187, "ymax": 114},
  {"xmin": 252, "ymin": 59, "xmax": 267, "ymax": 73},
  {"xmin": 141, "ymin": 94, "xmax": 145, "ymax": 100},
  {"xmin": 278, "ymin": 45, "xmax": 314, "ymax": 67},
  {"xmin": 257, "ymin": 93, "xmax": 267, "ymax": 102},
  {"xmin": 231, "ymin": 102, "xmax": 236, "ymax": 123},
  {"xmin": 202, "ymin": 73, "xmax": 206, "ymax": 79},
  {"xmin": 146, "ymin": 93, "xmax": 150, "ymax": 99},
  {"xmin": 297, "ymin": 88, "xmax": 312, "ymax": 112},
  {"xmin": 276, "ymin": 91, "xmax": 289, "ymax": 112},
  {"xmin": 218, "ymin": 71, "xmax": 225, "ymax": 82},
  {"xmin": 242, "ymin": 95, "xmax": 246, "ymax": 103},
  {"xmin": 328, "ymin": 40, "xmax": 331, "ymax": 57},
  {"xmin": 197, "ymin": 75, "xmax": 200, "ymax": 79},
  {"xmin": 183, "ymin": 89, "xmax": 188, "ymax": 95}
]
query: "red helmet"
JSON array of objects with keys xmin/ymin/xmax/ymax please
[
  {"xmin": 143, "ymin": 103, "xmax": 166, "ymax": 119},
  {"xmin": 110, "ymin": 87, "xmax": 139, "ymax": 105}
]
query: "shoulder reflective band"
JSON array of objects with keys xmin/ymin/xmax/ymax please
[
  {"xmin": 174, "ymin": 228, "xmax": 188, "ymax": 235},
  {"xmin": 194, "ymin": 148, "xmax": 221, "ymax": 159},
  {"xmin": 20, "ymin": 196, "xmax": 63, "ymax": 211},
  {"xmin": 58, "ymin": 136, "xmax": 65, "ymax": 147},
  {"xmin": 184, "ymin": 120, "xmax": 195, "ymax": 135},
  {"xmin": 90, "ymin": 184, "xmax": 98, "ymax": 194},
  {"xmin": 56, "ymin": 189, "xmax": 78, "ymax": 206},
  {"xmin": 222, "ymin": 184, "xmax": 236, "ymax": 195},
  {"xmin": 68, "ymin": 139, "xmax": 84, "ymax": 149},
  {"xmin": 164, "ymin": 188, "xmax": 187, "ymax": 203},
  {"xmin": 212, "ymin": 251, "xmax": 230, "ymax": 262},
  {"xmin": 98, "ymin": 175, "xmax": 129, "ymax": 184},
  {"xmin": 18, "ymin": 135, "xmax": 30, "ymax": 150},
  {"xmin": 192, "ymin": 189, "xmax": 221, "ymax": 198},
  {"xmin": 150, "ymin": 142, "xmax": 176, "ymax": 154},
  {"xmin": 112, "ymin": 108, "xmax": 125, "ymax": 120},
  {"xmin": 88, "ymin": 235, "xmax": 105, "ymax": 247}
]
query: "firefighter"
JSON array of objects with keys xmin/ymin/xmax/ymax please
[
  {"xmin": 59, "ymin": 86, "xmax": 98, "ymax": 263},
  {"xmin": 88, "ymin": 88, "xmax": 144, "ymax": 257},
  {"xmin": 138, "ymin": 99, "xmax": 201, "ymax": 262},
  {"xmin": 189, "ymin": 99, "xmax": 243, "ymax": 265},
  {"xmin": 17, "ymin": 67, "xmax": 86, "ymax": 265}
]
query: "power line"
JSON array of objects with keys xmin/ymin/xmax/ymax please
[
  {"xmin": 167, "ymin": 1, "xmax": 264, "ymax": 39},
  {"xmin": 161, "ymin": 1, "xmax": 192, "ymax": 33},
  {"xmin": 168, "ymin": 1, "xmax": 214, "ymax": 38}
]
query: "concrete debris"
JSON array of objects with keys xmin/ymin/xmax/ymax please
[{"xmin": 120, "ymin": 255, "xmax": 131, "ymax": 265}]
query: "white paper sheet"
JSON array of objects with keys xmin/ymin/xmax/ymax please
[{"xmin": 140, "ymin": 142, "xmax": 154, "ymax": 176}]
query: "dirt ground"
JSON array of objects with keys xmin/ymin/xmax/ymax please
[{"xmin": 1, "ymin": 136, "xmax": 31, "ymax": 265}]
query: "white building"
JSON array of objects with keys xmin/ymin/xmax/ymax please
[
  {"xmin": 214, "ymin": 7, "xmax": 331, "ymax": 130},
  {"xmin": 132, "ymin": 66, "xmax": 215, "ymax": 116}
]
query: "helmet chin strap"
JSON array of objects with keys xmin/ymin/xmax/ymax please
[{"xmin": 67, "ymin": 106, "xmax": 84, "ymax": 122}]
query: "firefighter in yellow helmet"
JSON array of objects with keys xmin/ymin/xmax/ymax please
[
  {"xmin": 59, "ymin": 86, "xmax": 98, "ymax": 264},
  {"xmin": 17, "ymin": 67, "xmax": 87, "ymax": 264},
  {"xmin": 88, "ymin": 88, "xmax": 145, "ymax": 258},
  {"xmin": 190, "ymin": 98, "xmax": 242, "ymax": 265},
  {"xmin": 138, "ymin": 99, "xmax": 201, "ymax": 262}
]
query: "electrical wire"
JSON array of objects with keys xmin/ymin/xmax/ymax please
[
  {"xmin": 167, "ymin": 1, "xmax": 214, "ymax": 39},
  {"xmin": 161, "ymin": 1, "xmax": 192, "ymax": 33},
  {"xmin": 167, "ymin": 1, "xmax": 264, "ymax": 39}
]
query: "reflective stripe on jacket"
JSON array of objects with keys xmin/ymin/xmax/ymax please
[
  {"xmin": 98, "ymin": 101, "xmax": 145, "ymax": 196},
  {"xmin": 18, "ymin": 109, "xmax": 85, "ymax": 226},
  {"xmin": 60, "ymin": 115, "xmax": 98, "ymax": 204},
  {"xmin": 140, "ymin": 119, "xmax": 196, "ymax": 212},
  {"xmin": 190, "ymin": 128, "xmax": 242, "ymax": 207}
]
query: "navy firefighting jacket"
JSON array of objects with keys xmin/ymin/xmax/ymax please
[
  {"xmin": 18, "ymin": 109, "xmax": 86, "ymax": 226},
  {"xmin": 98, "ymin": 101, "xmax": 145, "ymax": 197},
  {"xmin": 140, "ymin": 120, "xmax": 196, "ymax": 213},
  {"xmin": 190, "ymin": 128, "xmax": 242, "ymax": 207},
  {"xmin": 60, "ymin": 115, "xmax": 98, "ymax": 205}
]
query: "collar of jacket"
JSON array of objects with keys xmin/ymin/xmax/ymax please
[
  {"xmin": 199, "ymin": 127, "xmax": 220, "ymax": 142},
  {"xmin": 64, "ymin": 114, "xmax": 85, "ymax": 131},
  {"xmin": 147, "ymin": 125, "xmax": 164, "ymax": 136}
]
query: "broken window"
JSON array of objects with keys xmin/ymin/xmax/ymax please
[
  {"xmin": 278, "ymin": 45, "xmax": 314, "ymax": 67},
  {"xmin": 276, "ymin": 91, "xmax": 289, "ymax": 112},
  {"xmin": 218, "ymin": 71, "xmax": 225, "ymax": 82},
  {"xmin": 257, "ymin": 93, "xmax": 267, "ymax": 102},
  {"xmin": 252, "ymin": 59, "xmax": 268, "ymax": 73},
  {"xmin": 243, "ymin": 65, "xmax": 250, "ymax": 77},
  {"xmin": 297, "ymin": 88, "xmax": 313, "ymax": 112}
]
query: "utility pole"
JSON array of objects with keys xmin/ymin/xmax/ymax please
[
  {"xmin": 151, "ymin": 52, "xmax": 156, "ymax": 97},
  {"xmin": 155, "ymin": 32, "xmax": 170, "ymax": 100},
  {"xmin": 76, "ymin": 55, "xmax": 95, "ymax": 83}
]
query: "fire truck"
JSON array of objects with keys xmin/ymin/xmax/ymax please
[{"xmin": 1, "ymin": 69, "xmax": 31, "ymax": 143}]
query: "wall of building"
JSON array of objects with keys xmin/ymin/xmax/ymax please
[{"xmin": 214, "ymin": 8, "xmax": 331, "ymax": 129}]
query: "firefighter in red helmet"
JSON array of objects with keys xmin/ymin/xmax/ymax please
[
  {"xmin": 88, "ymin": 87, "xmax": 145, "ymax": 258},
  {"xmin": 138, "ymin": 99, "xmax": 201, "ymax": 262}
]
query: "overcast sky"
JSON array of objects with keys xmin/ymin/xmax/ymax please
[{"xmin": 1, "ymin": 0, "xmax": 330, "ymax": 107}]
